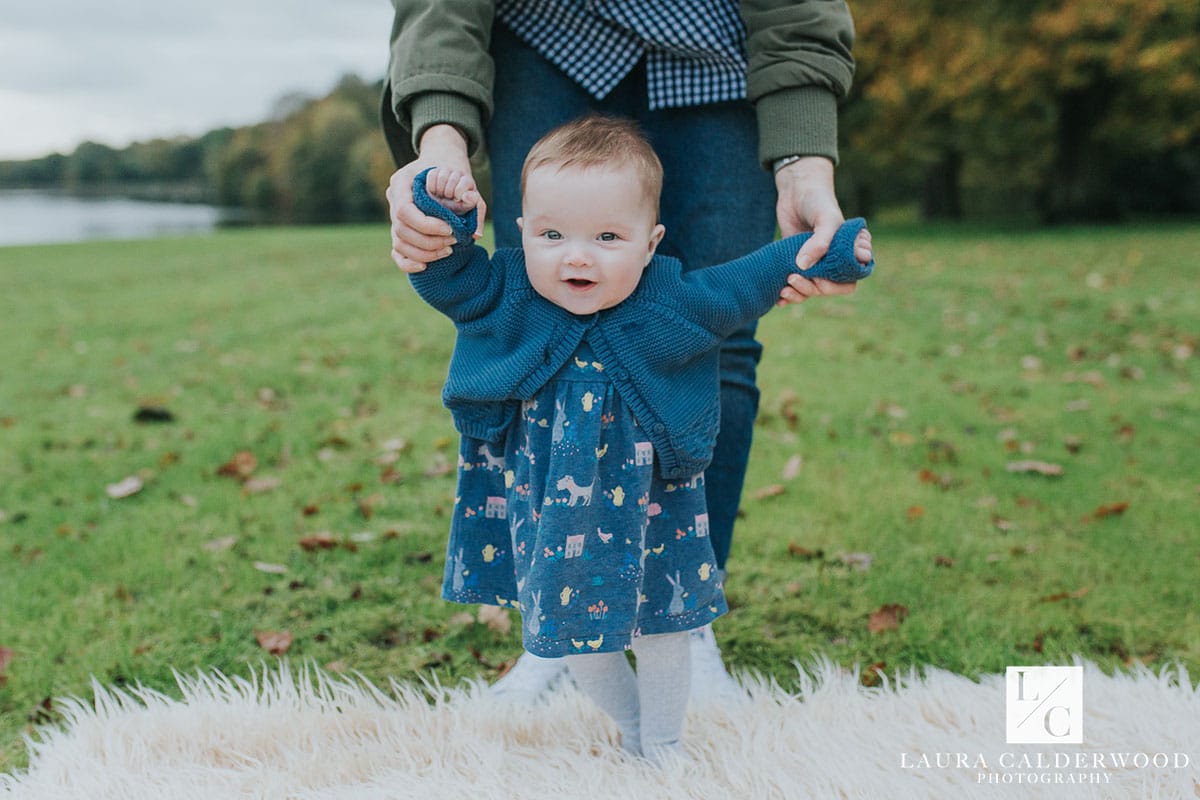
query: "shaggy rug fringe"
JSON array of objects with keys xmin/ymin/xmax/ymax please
[{"xmin": 1, "ymin": 659, "xmax": 1197, "ymax": 799}]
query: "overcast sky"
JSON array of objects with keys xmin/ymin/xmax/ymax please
[{"xmin": 0, "ymin": 1, "xmax": 394, "ymax": 160}]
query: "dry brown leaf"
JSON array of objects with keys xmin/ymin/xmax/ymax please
[
  {"xmin": 752, "ymin": 484, "xmax": 785, "ymax": 500},
  {"xmin": 992, "ymin": 515, "xmax": 1017, "ymax": 532},
  {"xmin": 1040, "ymin": 587, "xmax": 1090, "ymax": 603},
  {"xmin": 906, "ymin": 506, "xmax": 925, "ymax": 520},
  {"xmin": 868, "ymin": 603, "xmax": 909, "ymax": 634},
  {"xmin": 1006, "ymin": 460, "xmax": 1064, "ymax": 476},
  {"xmin": 299, "ymin": 533, "xmax": 338, "ymax": 552},
  {"xmin": 1090, "ymin": 501, "xmax": 1129, "ymax": 520},
  {"xmin": 254, "ymin": 630, "xmax": 293, "ymax": 655},
  {"xmin": 934, "ymin": 555, "xmax": 955, "ymax": 568},
  {"xmin": 217, "ymin": 451, "xmax": 257, "ymax": 480},
  {"xmin": 787, "ymin": 543, "xmax": 824, "ymax": 561},
  {"xmin": 477, "ymin": 605, "xmax": 513, "ymax": 635},
  {"xmin": 0, "ymin": 646, "xmax": 14, "ymax": 685},
  {"xmin": 105, "ymin": 476, "xmax": 144, "ymax": 499},
  {"xmin": 861, "ymin": 661, "xmax": 887, "ymax": 687}
]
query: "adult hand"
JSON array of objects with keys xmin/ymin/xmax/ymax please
[
  {"xmin": 386, "ymin": 125, "xmax": 487, "ymax": 273},
  {"xmin": 774, "ymin": 156, "xmax": 873, "ymax": 306}
]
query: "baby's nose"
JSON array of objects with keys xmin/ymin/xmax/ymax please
[{"xmin": 564, "ymin": 248, "xmax": 591, "ymax": 267}]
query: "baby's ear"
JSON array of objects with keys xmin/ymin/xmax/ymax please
[{"xmin": 645, "ymin": 223, "xmax": 666, "ymax": 264}]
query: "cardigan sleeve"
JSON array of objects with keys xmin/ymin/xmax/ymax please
[
  {"xmin": 406, "ymin": 168, "xmax": 506, "ymax": 325},
  {"xmin": 669, "ymin": 218, "xmax": 872, "ymax": 338}
]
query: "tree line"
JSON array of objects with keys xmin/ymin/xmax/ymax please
[{"xmin": 2, "ymin": 2, "xmax": 1197, "ymax": 225}]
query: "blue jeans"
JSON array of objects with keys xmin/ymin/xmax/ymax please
[{"xmin": 487, "ymin": 22, "xmax": 778, "ymax": 571}]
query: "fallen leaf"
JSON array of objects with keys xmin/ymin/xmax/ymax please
[
  {"xmin": 255, "ymin": 630, "xmax": 293, "ymax": 655},
  {"xmin": 752, "ymin": 484, "xmax": 785, "ymax": 500},
  {"xmin": 868, "ymin": 603, "xmax": 909, "ymax": 634},
  {"xmin": 992, "ymin": 515, "xmax": 1017, "ymax": 532},
  {"xmin": 1089, "ymin": 501, "xmax": 1129, "ymax": 520},
  {"xmin": 0, "ymin": 646, "xmax": 13, "ymax": 685},
  {"xmin": 1040, "ymin": 587, "xmax": 1090, "ymax": 603},
  {"xmin": 1063, "ymin": 435, "xmax": 1084, "ymax": 454},
  {"xmin": 105, "ymin": 476, "xmax": 144, "ymax": 499},
  {"xmin": 888, "ymin": 431, "xmax": 916, "ymax": 446},
  {"xmin": 782, "ymin": 455, "xmax": 803, "ymax": 481},
  {"xmin": 299, "ymin": 533, "xmax": 337, "ymax": 552},
  {"xmin": 424, "ymin": 454, "xmax": 452, "ymax": 477},
  {"xmin": 243, "ymin": 476, "xmax": 282, "ymax": 494},
  {"xmin": 917, "ymin": 469, "xmax": 955, "ymax": 489},
  {"xmin": 1006, "ymin": 460, "xmax": 1064, "ymax": 476},
  {"xmin": 787, "ymin": 543, "xmax": 824, "ymax": 561},
  {"xmin": 449, "ymin": 612, "xmax": 475, "ymax": 627},
  {"xmin": 861, "ymin": 661, "xmax": 887, "ymax": 687},
  {"xmin": 934, "ymin": 555, "xmax": 955, "ymax": 567},
  {"xmin": 253, "ymin": 561, "xmax": 288, "ymax": 574},
  {"xmin": 477, "ymin": 605, "xmax": 513, "ymax": 635},
  {"xmin": 302, "ymin": 504, "xmax": 320, "ymax": 516},
  {"xmin": 838, "ymin": 552, "xmax": 874, "ymax": 571},
  {"xmin": 217, "ymin": 451, "xmax": 256, "ymax": 480},
  {"xmin": 906, "ymin": 506, "xmax": 925, "ymax": 520},
  {"xmin": 203, "ymin": 536, "xmax": 238, "ymax": 552}
]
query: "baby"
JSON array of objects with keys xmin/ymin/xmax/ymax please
[{"xmin": 409, "ymin": 114, "xmax": 872, "ymax": 763}]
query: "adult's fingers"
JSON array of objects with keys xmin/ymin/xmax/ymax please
[
  {"xmin": 794, "ymin": 216, "xmax": 840, "ymax": 270},
  {"xmin": 390, "ymin": 250, "xmax": 428, "ymax": 273},
  {"xmin": 390, "ymin": 230, "xmax": 449, "ymax": 265}
]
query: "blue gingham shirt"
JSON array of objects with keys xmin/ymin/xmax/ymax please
[{"xmin": 495, "ymin": 0, "xmax": 748, "ymax": 109}]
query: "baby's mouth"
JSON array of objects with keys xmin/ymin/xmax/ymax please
[{"xmin": 565, "ymin": 278, "xmax": 596, "ymax": 289}]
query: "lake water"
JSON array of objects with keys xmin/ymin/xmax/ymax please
[{"xmin": 0, "ymin": 190, "xmax": 227, "ymax": 247}]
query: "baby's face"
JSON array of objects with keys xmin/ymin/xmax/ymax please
[{"xmin": 518, "ymin": 163, "xmax": 665, "ymax": 316}]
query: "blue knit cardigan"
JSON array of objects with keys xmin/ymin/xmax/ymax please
[{"xmin": 409, "ymin": 170, "xmax": 872, "ymax": 479}]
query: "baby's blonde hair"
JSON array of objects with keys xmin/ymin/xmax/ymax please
[{"xmin": 520, "ymin": 114, "xmax": 663, "ymax": 214}]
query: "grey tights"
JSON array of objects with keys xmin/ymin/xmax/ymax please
[{"xmin": 565, "ymin": 631, "xmax": 691, "ymax": 764}]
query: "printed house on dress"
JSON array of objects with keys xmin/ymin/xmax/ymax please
[{"xmin": 485, "ymin": 496, "xmax": 507, "ymax": 519}]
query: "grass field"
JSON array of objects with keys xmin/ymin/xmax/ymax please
[{"xmin": 1, "ymin": 221, "xmax": 1197, "ymax": 772}]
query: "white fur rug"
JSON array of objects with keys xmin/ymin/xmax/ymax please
[{"xmin": 2, "ymin": 660, "xmax": 1196, "ymax": 799}]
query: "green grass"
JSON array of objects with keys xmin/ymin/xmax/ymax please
[{"xmin": 1, "ymin": 222, "xmax": 1198, "ymax": 772}]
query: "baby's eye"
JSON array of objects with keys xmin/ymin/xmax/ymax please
[
  {"xmin": 543, "ymin": 230, "xmax": 562, "ymax": 240},
  {"xmin": 597, "ymin": 232, "xmax": 619, "ymax": 242}
]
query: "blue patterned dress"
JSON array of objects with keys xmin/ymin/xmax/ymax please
[{"xmin": 444, "ymin": 341, "xmax": 727, "ymax": 657}]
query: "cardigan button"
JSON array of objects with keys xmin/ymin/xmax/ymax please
[
  {"xmin": 652, "ymin": 423, "xmax": 666, "ymax": 434},
  {"xmin": 614, "ymin": 369, "xmax": 628, "ymax": 381}
]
